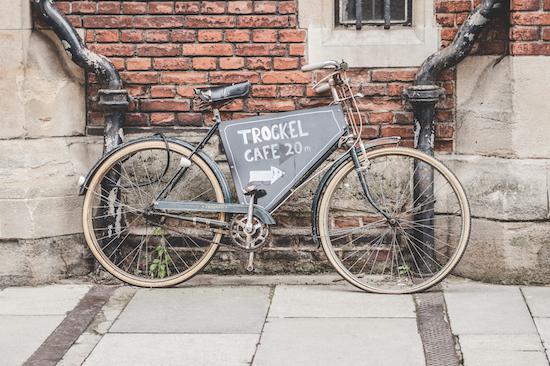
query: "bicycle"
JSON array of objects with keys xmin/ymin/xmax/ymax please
[{"xmin": 79, "ymin": 60, "xmax": 471, "ymax": 294}]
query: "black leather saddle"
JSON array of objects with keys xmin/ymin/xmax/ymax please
[{"xmin": 195, "ymin": 82, "xmax": 251, "ymax": 104}]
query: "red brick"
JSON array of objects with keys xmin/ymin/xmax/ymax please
[
  {"xmin": 89, "ymin": 43, "xmax": 134, "ymax": 57},
  {"xmin": 126, "ymin": 58, "xmax": 151, "ymax": 71},
  {"xmin": 122, "ymin": 2, "xmax": 147, "ymax": 14},
  {"xmin": 367, "ymin": 112, "xmax": 394, "ymax": 123},
  {"xmin": 151, "ymin": 85, "xmax": 177, "ymax": 98},
  {"xmin": 136, "ymin": 44, "xmax": 180, "ymax": 57},
  {"xmin": 279, "ymin": 1, "xmax": 297, "ymax": 14},
  {"xmin": 151, "ymin": 113, "xmax": 175, "ymax": 124},
  {"xmin": 72, "ymin": 1, "xmax": 97, "ymax": 14},
  {"xmin": 192, "ymin": 57, "xmax": 218, "ymax": 70},
  {"xmin": 153, "ymin": 58, "xmax": 192, "ymax": 70},
  {"xmin": 381, "ymin": 125, "xmax": 414, "ymax": 138},
  {"xmin": 98, "ymin": 2, "xmax": 120, "ymax": 14},
  {"xmin": 511, "ymin": 0, "xmax": 540, "ymax": 11},
  {"xmin": 246, "ymin": 57, "xmax": 273, "ymax": 70},
  {"xmin": 441, "ymin": 28, "xmax": 458, "ymax": 41},
  {"xmin": 95, "ymin": 30, "xmax": 119, "ymax": 42},
  {"xmin": 511, "ymin": 42, "xmax": 550, "ymax": 55},
  {"xmin": 184, "ymin": 15, "xmax": 236, "ymax": 28},
  {"xmin": 160, "ymin": 72, "xmax": 208, "ymax": 84},
  {"xmin": 435, "ymin": 0, "xmax": 472, "ymax": 13},
  {"xmin": 174, "ymin": 2, "xmax": 200, "ymax": 14},
  {"xmin": 252, "ymin": 85, "xmax": 277, "ymax": 97},
  {"xmin": 510, "ymin": 26, "xmax": 540, "ymax": 41},
  {"xmin": 248, "ymin": 99, "xmax": 295, "ymax": 112},
  {"xmin": 252, "ymin": 30, "xmax": 278, "ymax": 42},
  {"xmin": 511, "ymin": 12, "xmax": 550, "ymax": 26},
  {"xmin": 262, "ymin": 71, "xmax": 310, "ymax": 84},
  {"xmin": 371, "ymin": 69, "xmax": 417, "ymax": 82},
  {"xmin": 278, "ymin": 29, "xmax": 306, "ymax": 42},
  {"xmin": 172, "ymin": 30, "xmax": 196, "ymax": 43},
  {"xmin": 83, "ymin": 16, "xmax": 132, "ymax": 28},
  {"xmin": 198, "ymin": 30, "xmax": 224, "ymax": 42},
  {"xmin": 120, "ymin": 72, "xmax": 160, "ymax": 84},
  {"xmin": 134, "ymin": 16, "xmax": 185, "ymax": 28},
  {"xmin": 121, "ymin": 30, "xmax": 144, "ymax": 42},
  {"xmin": 182, "ymin": 44, "xmax": 233, "ymax": 56},
  {"xmin": 543, "ymin": 27, "xmax": 550, "ymax": 40},
  {"xmin": 236, "ymin": 44, "xmax": 286, "ymax": 56},
  {"xmin": 144, "ymin": 30, "xmax": 170, "ymax": 42},
  {"xmin": 177, "ymin": 113, "xmax": 203, "ymax": 126},
  {"xmin": 201, "ymin": 1, "xmax": 226, "ymax": 14},
  {"xmin": 237, "ymin": 15, "xmax": 289, "ymax": 28},
  {"xmin": 210, "ymin": 71, "xmax": 261, "ymax": 84},
  {"xmin": 219, "ymin": 57, "xmax": 245, "ymax": 70},
  {"xmin": 279, "ymin": 85, "xmax": 305, "ymax": 97},
  {"xmin": 148, "ymin": 2, "xmax": 174, "ymax": 14},
  {"xmin": 225, "ymin": 30, "xmax": 251, "ymax": 42},
  {"xmin": 228, "ymin": 1, "xmax": 254, "ymax": 14},
  {"xmin": 142, "ymin": 99, "xmax": 190, "ymax": 112},
  {"xmin": 436, "ymin": 13, "xmax": 455, "ymax": 27},
  {"xmin": 273, "ymin": 58, "xmax": 299, "ymax": 70},
  {"xmin": 289, "ymin": 44, "xmax": 305, "ymax": 56},
  {"xmin": 253, "ymin": 1, "xmax": 277, "ymax": 14}
]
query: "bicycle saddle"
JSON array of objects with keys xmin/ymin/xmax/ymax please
[{"xmin": 195, "ymin": 82, "xmax": 251, "ymax": 104}]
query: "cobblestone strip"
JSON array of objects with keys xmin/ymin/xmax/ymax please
[
  {"xmin": 414, "ymin": 291, "xmax": 461, "ymax": 366},
  {"xmin": 23, "ymin": 285, "xmax": 116, "ymax": 366}
]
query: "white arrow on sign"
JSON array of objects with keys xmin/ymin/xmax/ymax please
[{"xmin": 249, "ymin": 167, "xmax": 285, "ymax": 185}]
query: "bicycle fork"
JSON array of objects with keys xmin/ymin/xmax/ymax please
[{"xmin": 350, "ymin": 149, "xmax": 393, "ymax": 222}]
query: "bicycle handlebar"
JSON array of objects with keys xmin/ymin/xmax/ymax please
[{"xmin": 301, "ymin": 60, "xmax": 340, "ymax": 72}]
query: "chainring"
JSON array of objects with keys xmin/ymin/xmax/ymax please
[{"xmin": 229, "ymin": 214, "xmax": 270, "ymax": 252}]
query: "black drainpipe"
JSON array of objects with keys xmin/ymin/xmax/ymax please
[
  {"xmin": 33, "ymin": 0, "xmax": 128, "ymax": 153},
  {"xmin": 403, "ymin": 0, "xmax": 504, "ymax": 269}
]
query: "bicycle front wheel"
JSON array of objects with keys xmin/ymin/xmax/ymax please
[
  {"xmin": 82, "ymin": 139, "xmax": 226, "ymax": 287},
  {"xmin": 317, "ymin": 147, "xmax": 470, "ymax": 294}
]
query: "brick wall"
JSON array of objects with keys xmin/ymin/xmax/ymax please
[
  {"xmin": 510, "ymin": 0, "xmax": 550, "ymax": 54},
  {"xmin": 32, "ymin": 1, "xmax": 545, "ymax": 273},
  {"xmin": 46, "ymin": 0, "xmax": 496, "ymax": 153}
]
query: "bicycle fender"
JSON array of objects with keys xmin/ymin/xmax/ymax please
[
  {"xmin": 310, "ymin": 152, "xmax": 353, "ymax": 248},
  {"xmin": 78, "ymin": 136, "xmax": 233, "ymax": 204}
]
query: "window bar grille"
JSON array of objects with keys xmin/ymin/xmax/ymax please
[
  {"xmin": 356, "ymin": 0, "xmax": 363, "ymax": 30},
  {"xmin": 384, "ymin": 0, "xmax": 391, "ymax": 29}
]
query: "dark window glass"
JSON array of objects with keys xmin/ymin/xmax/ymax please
[{"xmin": 338, "ymin": 0, "xmax": 412, "ymax": 26}]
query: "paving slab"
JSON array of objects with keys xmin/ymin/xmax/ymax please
[
  {"xmin": 83, "ymin": 333, "xmax": 259, "ymax": 366},
  {"xmin": 444, "ymin": 283, "xmax": 537, "ymax": 335},
  {"xmin": 58, "ymin": 287, "xmax": 137, "ymax": 366},
  {"xmin": 253, "ymin": 318, "xmax": 424, "ymax": 366},
  {"xmin": 268, "ymin": 285, "xmax": 415, "ymax": 318},
  {"xmin": 0, "ymin": 315, "xmax": 65, "ymax": 365},
  {"xmin": 534, "ymin": 318, "xmax": 550, "ymax": 361},
  {"xmin": 0, "ymin": 284, "xmax": 90, "ymax": 315},
  {"xmin": 111, "ymin": 286, "xmax": 271, "ymax": 334},
  {"xmin": 522, "ymin": 287, "xmax": 550, "ymax": 317},
  {"xmin": 459, "ymin": 334, "xmax": 548, "ymax": 366}
]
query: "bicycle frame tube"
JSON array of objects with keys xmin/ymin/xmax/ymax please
[{"xmin": 155, "ymin": 119, "xmax": 221, "ymax": 201}]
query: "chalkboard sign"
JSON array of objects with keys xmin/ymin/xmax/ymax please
[{"xmin": 219, "ymin": 105, "xmax": 348, "ymax": 211}]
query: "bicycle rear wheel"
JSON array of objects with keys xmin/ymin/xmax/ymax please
[
  {"xmin": 82, "ymin": 139, "xmax": 226, "ymax": 287},
  {"xmin": 317, "ymin": 147, "xmax": 470, "ymax": 294}
]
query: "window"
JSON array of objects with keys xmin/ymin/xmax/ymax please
[
  {"xmin": 337, "ymin": 0, "xmax": 412, "ymax": 29},
  {"xmin": 299, "ymin": 0, "xmax": 438, "ymax": 67}
]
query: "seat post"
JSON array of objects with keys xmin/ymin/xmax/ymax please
[{"xmin": 212, "ymin": 108, "xmax": 222, "ymax": 124}]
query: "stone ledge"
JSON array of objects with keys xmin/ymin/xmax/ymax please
[{"xmin": 439, "ymin": 154, "xmax": 550, "ymax": 221}]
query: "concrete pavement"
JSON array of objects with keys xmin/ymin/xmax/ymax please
[{"xmin": 0, "ymin": 276, "xmax": 549, "ymax": 366}]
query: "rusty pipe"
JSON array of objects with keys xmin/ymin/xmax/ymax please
[{"xmin": 33, "ymin": 0, "xmax": 128, "ymax": 152}]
